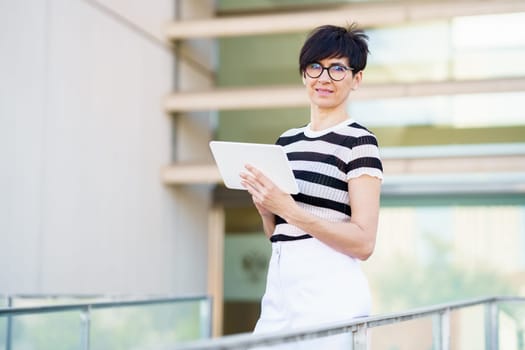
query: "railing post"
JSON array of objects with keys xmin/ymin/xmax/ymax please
[
  {"xmin": 351, "ymin": 324, "xmax": 367, "ymax": 350},
  {"xmin": 200, "ymin": 296, "xmax": 212, "ymax": 338},
  {"xmin": 80, "ymin": 305, "xmax": 91, "ymax": 350},
  {"xmin": 6, "ymin": 296, "xmax": 13, "ymax": 350},
  {"xmin": 432, "ymin": 309, "xmax": 450, "ymax": 350},
  {"xmin": 485, "ymin": 301, "xmax": 499, "ymax": 350}
]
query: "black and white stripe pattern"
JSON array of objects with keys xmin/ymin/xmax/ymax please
[{"xmin": 270, "ymin": 120, "xmax": 383, "ymax": 243}]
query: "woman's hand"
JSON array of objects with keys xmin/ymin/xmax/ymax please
[{"xmin": 239, "ymin": 164, "xmax": 296, "ymax": 218}]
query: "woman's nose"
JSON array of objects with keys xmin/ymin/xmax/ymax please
[{"xmin": 318, "ymin": 68, "xmax": 331, "ymax": 82}]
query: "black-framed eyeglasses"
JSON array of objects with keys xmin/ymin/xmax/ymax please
[{"xmin": 305, "ymin": 62, "xmax": 353, "ymax": 81}]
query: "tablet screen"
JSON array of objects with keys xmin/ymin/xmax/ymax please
[{"xmin": 209, "ymin": 141, "xmax": 299, "ymax": 194}]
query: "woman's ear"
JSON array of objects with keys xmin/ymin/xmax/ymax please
[
  {"xmin": 351, "ymin": 71, "xmax": 363, "ymax": 91},
  {"xmin": 302, "ymin": 74, "xmax": 306, "ymax": 85}
]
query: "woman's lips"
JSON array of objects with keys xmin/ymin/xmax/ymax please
[{"xmin": 315, "ymin": 88, "xmax": 333, "ymax": 96}]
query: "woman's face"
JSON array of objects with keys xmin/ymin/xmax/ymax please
[{"xmin": 302, "ymin": 57, "xmax": 362, "ymax": 111}]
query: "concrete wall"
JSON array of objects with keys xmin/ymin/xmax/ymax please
[{"xmin": 0, "ymin": 0, "xmax": 210, "ymax": 295}]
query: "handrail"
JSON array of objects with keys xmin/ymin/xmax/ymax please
[
  {"xmin": 0, "ymin": 295, "xmax": 210, "ymax": 316},
  {"xmin": 172, "ymin": 296, "xmax": 525, "ymax": 350}
]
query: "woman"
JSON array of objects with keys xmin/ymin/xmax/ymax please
[{"xmin": 240, "ymin": 23, "xmax": 383, "ymax": 339}]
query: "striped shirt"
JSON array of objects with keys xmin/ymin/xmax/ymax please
[{"xmin": 271, "ymin": 119, "xmax": 383, "ymax": 242}]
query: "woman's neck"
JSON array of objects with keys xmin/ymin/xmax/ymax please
[{"xmin": 309, "ymin": 105, "xmax": 350, "ymax": 131}]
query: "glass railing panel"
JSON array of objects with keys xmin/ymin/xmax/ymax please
[
  {"xmin": 0, "ymin": 317, "xmax": 6, "ymax": 350},
  {"xmin": 449, "ymin": 306, "xmax": 486, "ymax": 350},
  {"xmin": 498, "ymin": 301, "xmax": 525, "ymax": 349},
  {"xmin": 0, "ymin": 296, "xmax": 211, "ymax": 350},
  {"xmin": 89, "ymin": 299, "xmax": 209, "ymax": 350},
  {"xmin": 0, "ymin": 311, "xmax": 82, "ymax": 350},
  {"xmin": 369, "ymin": 316, "xmax": 433, "ymax": 350}
]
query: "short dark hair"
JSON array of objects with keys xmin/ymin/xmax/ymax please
[{"xmin": 299, "ymin": 23, "xmax": 370, "ymax": 76}]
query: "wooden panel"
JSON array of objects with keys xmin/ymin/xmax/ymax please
[{"xmin": 208, "ymin": 205, "xmax": 225, "ymax": 337}]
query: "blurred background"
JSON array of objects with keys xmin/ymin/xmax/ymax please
[{"xmin": 1, "ymin": 0, "xmax": 525, "ymax": 349}]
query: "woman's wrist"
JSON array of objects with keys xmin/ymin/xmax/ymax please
[
  {"xmin": 260, "ymin": 212, "xmax": 274, "ymax": 220},
  {"xmin": 283, "ymin": 204, "xmax": 310, "ymax": 227}
]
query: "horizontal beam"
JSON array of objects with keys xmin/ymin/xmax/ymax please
[
  {"xmin": 161, "ymin": 154, "xmax": 525, "ymax": 186},
  {"xmin": 162, "ymin": 163, "xmax": 221, "ymax": 185},
  {"xmin": 164, "ymin": 77, "xmax": 525, "ymax": 112},
  {"xmin": 165, "ymin": 0, "xmax": 525, "ymax": 39}
]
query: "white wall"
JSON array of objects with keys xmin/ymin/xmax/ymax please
[{"xmin": 0, "ymin": 0, "xmax": 210, "ymax": 295}]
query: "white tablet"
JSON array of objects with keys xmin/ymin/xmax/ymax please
[{"xmin": 209, "ymin": 141, "xmax": 299, "ymax": 194}]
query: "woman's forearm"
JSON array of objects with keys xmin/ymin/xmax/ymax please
[
  {"xmin": 283, "ymin": 207, "xmax": 377, "ymax": 260},
  {"xmin": 242, "ymin": 166, "xmax": 381, "ymax": 252}
]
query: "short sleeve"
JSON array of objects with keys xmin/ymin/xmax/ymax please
[{"xmin": 346, "ymin": 134, "xmax": 383, "ymax": 181}]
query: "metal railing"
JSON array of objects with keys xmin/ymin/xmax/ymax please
[
  {"xmin": 2, "ymin": 295, "xmax": 523, "ymax": 349},
  {"xmin": 172, "ymin": 296, "xmax": 524, "ymax": 350},
  {"xmin": 0, "ymin": 294, "xmax": 212, "ymax": 350}
]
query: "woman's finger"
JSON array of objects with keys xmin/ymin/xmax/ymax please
[
  {"xmin": 245, "ymin": 164, "xmax": 273, "ymax": 189},
  {"xmin": 240, "ymin": 177, "xmax": 264, "ymax": 203},
  {"xmin": 240, "ymin": 171, "xmax": 260, "ymax": 192},
  {"xmin": 241, "ymin": 166, "xmax": 267, "ymax": 191}
]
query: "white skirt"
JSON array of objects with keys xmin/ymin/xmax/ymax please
[{"xmin": 254, "ymin": 237, "xmax": 371, "ymax": 334}]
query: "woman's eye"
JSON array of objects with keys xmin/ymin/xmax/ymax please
[{"xmin": 331, "ymin": 65, "xmax": 346, "ymax": 72}]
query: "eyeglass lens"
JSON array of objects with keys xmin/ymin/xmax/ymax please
[{"xmin": 305, "ymin": 63, "xmax": 349, "ymax": 81}]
